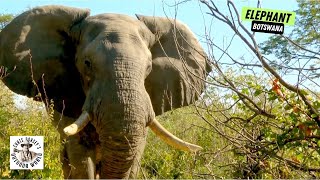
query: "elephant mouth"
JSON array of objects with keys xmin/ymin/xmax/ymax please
[{"xmin": 63, "ymin": 110, "xmax": 202, "ymax": 152}]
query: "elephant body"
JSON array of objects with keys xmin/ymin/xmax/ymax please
[{"xmin": 0, "ymin": 5, "xmax": 211, "ymax": 179}]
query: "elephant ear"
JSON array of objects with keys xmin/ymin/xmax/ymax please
[
  {"xmin": 137, "ymin": 15, "xmax": 211, "ymax": 115},
  {"xmin": 0, "ymin": 5, "xmax": 89, "ymax": 117}
]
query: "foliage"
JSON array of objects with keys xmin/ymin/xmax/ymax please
[
  {"xmin": 141, "ymin": 72, "xmax": 320, "ymax": 178},
  {"xmin": 260, "ymin": 0, "xmax": 320, "ymax": 79},
  {"xmin": 199, "ymin": 0, "xmax": 320, "ymax": 178},
  {"xmin": 141, "ymin": 106, "xmax": 235, "ymax": 179},
  {"xmin": 0, "ymin": 82, "xmax": 63, "ymax": 179},
  {"xmin": 215, "ymin": 74, "xmax": 320, "ymax": 178},
  {"xmin": 0, "ymin": 14, "xmax": 13, "ymax": 31}
]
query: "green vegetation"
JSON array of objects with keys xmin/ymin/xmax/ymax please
[
  {"xmin": 0, "ymin": 14, "xmax": 13, "ymax": 30},
  {"xmin": 141, "ymin": 107, "xmax": 234, "ymax": 179},
  {"xmin": 260, "ymin": 0, "xmax": 320, "ymax": 79},
  {"xmin": 0, "ymin": 1, "xmax": 320, "ymax": 179},
  {"xmin": 0, "ymin": 82, "xmax": 63, "ymax": 179},
  {"xmin": 198, "ymin": 0, "xmax": 320, "ymax": 177}
]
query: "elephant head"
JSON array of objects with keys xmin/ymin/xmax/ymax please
[{"xmin": 0, "ymin": 5, "xmax": 211, "ymax": 178}]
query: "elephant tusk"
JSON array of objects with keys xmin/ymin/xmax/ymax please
[
  {"xmin": 149, "ymin": 118, "xmax": 203, "ymax": 152},
  {"xmin": 63, "ymin": 111, "xmax": 91, "ymax": 136}
]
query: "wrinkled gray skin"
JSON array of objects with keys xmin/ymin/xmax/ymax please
[{"xmin": 0, "ymin": 6, "xmax": 211, "ymax": 179}]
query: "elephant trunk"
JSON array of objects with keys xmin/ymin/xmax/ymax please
[
  {"xmin": 99, "ymin": 91, "xmax": 149, "ymax": 178},
  {"xmin": 90, "ymin": 62, "xmax": 151, "ymax": 178}
]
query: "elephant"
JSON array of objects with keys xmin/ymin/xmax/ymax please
[{"xmin": 0, "ymin": 5, "xmax": 211, "ymax": 179}]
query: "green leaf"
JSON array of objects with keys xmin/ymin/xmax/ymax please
[
  {"xmin": 300, "ymin": 89, "xmax": 309, "ymax": 95},
  {"xmin": 268, "ymin": 94, "xmax": 278, "ymax": 101},
  {"xmin": 313, "ymin": 100, "xmax": 320, "ymax": 108},
  {"xmin": 296, "ymin": 153, "xmax": 304, "ymax": 161},
  {"xmin": 241, "ymin": 88, "xmax": 249, "ymax": 95},
  {"xmin": 254, "ymin": 89, "xmax": 262, "ymax": 96}
]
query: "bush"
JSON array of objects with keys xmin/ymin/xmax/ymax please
[
  {"xmin": 0, "ymin": 82, "xmax": 63, "ymax": 179},
  {"xmin": 140, "ymin": 106, "xmax": 235, "ymax": 179}
]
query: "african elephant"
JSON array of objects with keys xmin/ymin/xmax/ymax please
[{"xmin": 0, "ymin": 5, "xmax": 211, "ymax": 179}]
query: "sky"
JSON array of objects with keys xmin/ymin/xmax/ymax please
[
  {"xmin": 1, "ymin": 0, "xmax": 299, "ymax": 65},
  {"xmin": 1, "ymin": 0, "xmax": 298, "ymax": 41},
  {"xmin": 0, "ymin": 0, "xmax": 299, "ymax": 109},
  {"xmin": 0, "ymin": 0, "xmax": 299, "ymax": 68}
]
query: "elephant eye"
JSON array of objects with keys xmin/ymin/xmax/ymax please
[{"xmin": 84, "ymin": 59, "xmax": 91, "ymax": 68}]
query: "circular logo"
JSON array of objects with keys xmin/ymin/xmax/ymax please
[{"xmin": 10, "ymin": 136, "xmax": 44, "ymax": 170}]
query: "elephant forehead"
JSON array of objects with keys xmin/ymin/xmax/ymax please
[
  {"xmin": 77, "ymin": 14, "xmax": 152, "ymax": 61},
  {"xmin": 83, "ymin": 14, "xmax": 142, "ymax": 36},
  {"xmin": 79, "ymin": 14, "xmax": 149, "ymax": 51},
  {"xmin": 80, "ymin": 33, "xmax": 149, "ymax": 60}
]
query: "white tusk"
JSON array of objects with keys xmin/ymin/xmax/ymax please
[
  {"xmin": 63, "ymin": 111, "xmax": 91, "ymax": 136},
  {"xmin": 149, "ymin": 118, "xmax": 203, "ymax": 152}
]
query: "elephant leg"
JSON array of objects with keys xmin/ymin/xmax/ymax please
[
  {"xmin": 53, "ymin": 111, "xmax": 97, "ymax": 179},
  {"xmin": 61, "ymin": 143, "xmax": 72, "ymax": 178},
  {"xmin": 64, "ymin": 135, "xmax": 96, "ymax": 179}
]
